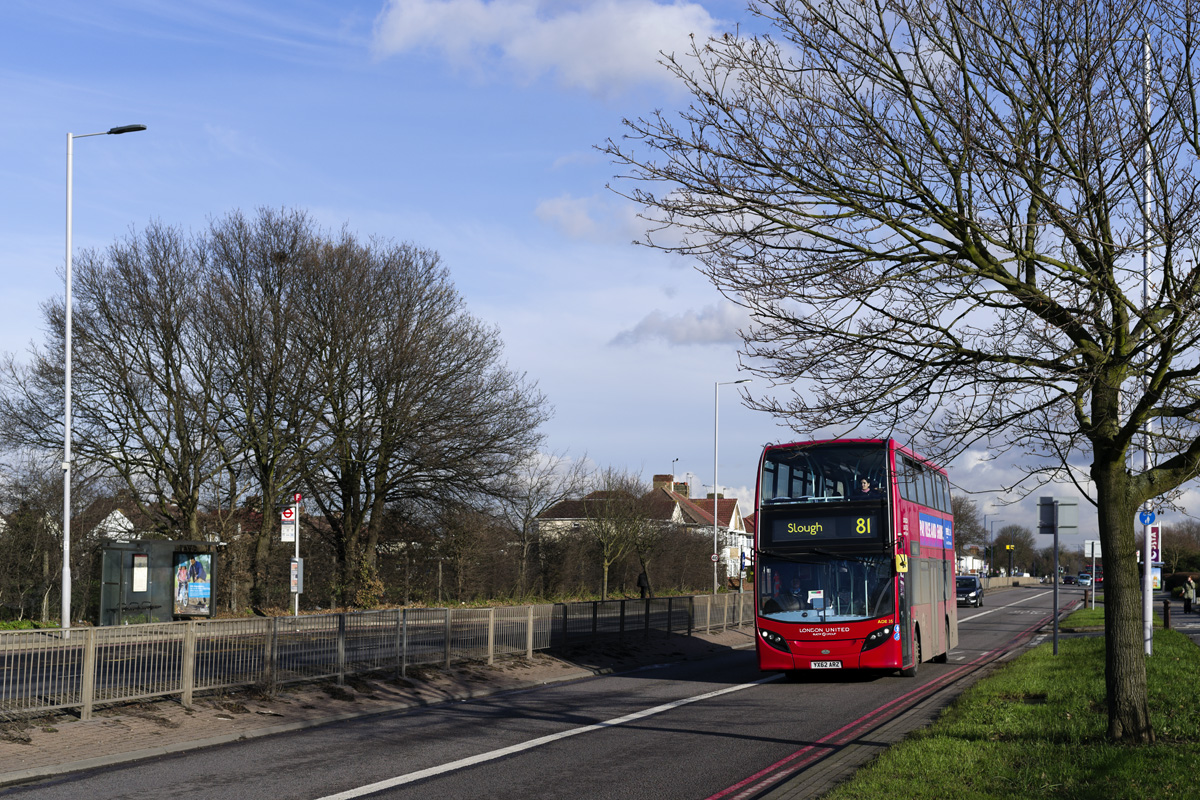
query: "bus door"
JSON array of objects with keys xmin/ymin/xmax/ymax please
[{"xmin": 919, "ymin": 558, "xmax": 938, "ymax": 655}]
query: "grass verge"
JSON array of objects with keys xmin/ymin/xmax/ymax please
[{"xmin": 824, "ymin": 628, "xmax": 1200, "ymax": 799}]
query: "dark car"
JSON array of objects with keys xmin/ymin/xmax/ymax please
[
  {"xmin": 1062, "ymin": 575, "xmax": 1077, "ymax": 585},
  {"xmin": 956, "ymin": 575, "xmax": 984, "ymax": 607}
]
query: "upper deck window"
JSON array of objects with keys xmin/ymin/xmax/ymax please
[{"xmin": 761, "ymin": 443, "xmax": 887, "ymax": 505}]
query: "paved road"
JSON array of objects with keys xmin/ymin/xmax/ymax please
[{"xmin": 5, "ymin": 587, "xmax": 1071, "ymax": 800}]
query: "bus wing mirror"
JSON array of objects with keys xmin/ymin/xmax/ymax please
[{"xmin": 895, "ymin": 554, "xmax": 909, "ymax": 573}]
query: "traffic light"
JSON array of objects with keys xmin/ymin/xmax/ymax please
[{"xmin": 1006, "ymin": 544, "xmax": 1015, "ymax": 550}]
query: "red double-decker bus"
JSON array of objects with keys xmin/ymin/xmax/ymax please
[{"xmin": 753, "ymin": 439, "xmax": 957, "ymax": 676}]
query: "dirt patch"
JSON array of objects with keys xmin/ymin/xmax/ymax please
[
  {"xmin": 320, "ymin": 684, "xmax": 357, "ymax": 702},
  {"xmin": 99, "ymin": 703, "xmax": 181, "ymax": 729}
]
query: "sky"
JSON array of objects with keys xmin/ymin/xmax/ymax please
[{"xmin": 0, "ymin": 0, "xmax": 1177, "ymax": 551}]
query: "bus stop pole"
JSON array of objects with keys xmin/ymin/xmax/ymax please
[{"xmin": 1052, "ymin": 501, "xmax": 1059, "ymax": 655}]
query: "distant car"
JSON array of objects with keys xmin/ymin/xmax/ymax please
[
  {"xmin": 1078, "ymin": 574, "xmax": 1094, "ymax": 587},
  {"xmin": 1062, "ymin": 575, "xmax": 1077, "ymax": 585},
  {"xmin": 956, "ymin": 575, "xmax": 984, "ymax": 607}
]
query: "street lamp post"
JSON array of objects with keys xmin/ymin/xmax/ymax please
[
  {"xmin": 989, "ymin": 519, "xmax": 1004, "ymax": 576},
  {"xmin": 63, "ymin": 124, "xmax": 146, "ymax": 633},
  {"xmin": 714, "ymin": 378, "xmax": 750, "ymax": 595}
]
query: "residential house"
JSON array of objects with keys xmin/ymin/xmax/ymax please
[{"xmin": 535, "ymin": 474, "xmax": 751, "ymax": 587}]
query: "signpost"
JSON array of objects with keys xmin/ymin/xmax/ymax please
[
  {"xmin": 282, "ymin": 493, "xmax": 303, "ymax": 616},
  {"xmin": 1140, "ymin": 510, "xmax": 1156, "ymax": 655},
  {"xmin": 1039, "ymin": 497, "xmax": 1078, "ymax": 654},
  {"xmin": 1149, "ymin": 524, "xmax": 1162, "ymax": 591},
  {"xmin": 1084, "ymin": 539, "xmax": 1102, "ymax": 609},
  {"xmin": 280, "ymin": 507, "xmax": 296, "ymax": 543}
]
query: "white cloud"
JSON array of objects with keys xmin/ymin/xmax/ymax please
[
  {"xmin": 371, "ymin": 0, "xmax": 721, "ymax": 96},
  {"xmin": 611, "ymin": 302, "xmax": 748, "ymax": 346},
  {"xmin": 535, "ymin": 192, "xmax": 660, "ymax": 245},
  {"xmin": 535, "ymin": 194, "xmax": 599, "ymax": 238}
]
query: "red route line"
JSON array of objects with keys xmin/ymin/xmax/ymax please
[{"xmin": 706, "ymin": 601, "xmax": 1073, "ymax": 800}]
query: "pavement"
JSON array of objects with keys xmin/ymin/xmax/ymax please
[{"xmin": 0, "ymin": 625, "xmax": 759, "ymax": 789}]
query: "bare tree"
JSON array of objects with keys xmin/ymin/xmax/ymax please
[
  {"xmin": 0, "ymin": 222, "xmax": 224, "ymax": 540},
  {"xmin": 604, "ymin": 0, "xmax": 1200, "ymax": 741},
  {"xmin": 951, "ymin": 495, "xmax": 988, "ymax": 554},
  {"xmin": 1160, "ymin": 519, "xmax": 1200, "ymax": 573},
  {"xmin": 493, "ymin": 450, "xmax": 592, "ymax": 597},
  {"xmin": 0, "ymin": 454, "xmax": 61, "ymax": 622},
  {"xmin": 203, "ymin": 208, "xmax": 328, "ymax": 608},
  {"xmin": 300, "ymin": 236, "xmax": 550, "ymax": 607},
  {"xmin": 994, "ymin": 524, "xmax": 1037, "ymax": 575},
  {"xmin": 581, "ymin": 470, "xmax": 656, "ymax": 600}
]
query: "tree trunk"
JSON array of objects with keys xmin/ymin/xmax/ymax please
[
  {"xmin": 1093, "ymin": 453, "xmax": 1154, "ymax": 742},
  {"xmin": 251, "ymin": 515, "xmax": 273, "ymax": 609}
]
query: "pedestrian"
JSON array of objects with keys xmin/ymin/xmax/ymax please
[
  {"xmin": 1185, "ymin": 576, "xmax": 1196, "ymax": 614},
  {"xmin": 637, "ymin": 569, "xmax": 651, "ymax": 600}
]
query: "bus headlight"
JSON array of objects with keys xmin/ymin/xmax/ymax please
[
  {"xmin": 759, "ymin": 628, "xmax": 790, "ymax": 654},
  {"xmin": 861, "ymin": 626, "xmax": 893, "ymax": 653}
]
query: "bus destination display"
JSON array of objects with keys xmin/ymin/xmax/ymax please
[{"xmin": 768, "ymin": 512, "xmax": 881, "ymax": 544}]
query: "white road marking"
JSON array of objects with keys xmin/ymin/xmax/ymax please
[
  {"xmin": 315, "ymin": 676, "xmax": 781, "ymax": 799},
  {"xmin": 959, "ymin": 590, "xmax": 1054, "ymax": 622}
]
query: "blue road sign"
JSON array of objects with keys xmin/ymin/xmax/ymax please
[{"xmin": 1139, "ymin": 510, "xmax": 1156, "ymax": 526}]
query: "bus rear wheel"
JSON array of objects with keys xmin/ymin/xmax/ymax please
[{"xmin": 932, "ymin": 621, "xmax": 950, "ymax": 664}]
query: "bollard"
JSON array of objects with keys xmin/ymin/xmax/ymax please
[{"xmin": 1163, "ymin": 599, "xmax": 1172, "ymax": 630}]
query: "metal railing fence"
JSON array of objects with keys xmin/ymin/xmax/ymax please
[{"xmin": 0, "ymin": 592, "xmax": 754, "ymax": 720}]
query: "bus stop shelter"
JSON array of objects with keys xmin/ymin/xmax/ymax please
[{"xmin": 98, "ymin": 540, "xmax": 218, "ymax": 626}]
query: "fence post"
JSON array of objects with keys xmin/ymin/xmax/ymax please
[
  {"xmin": 400, "ymin": 609, "xmax": 410, "ymax": 681},
  {"xmin": 80, "ymin": 628, "xmax": 97, "ymax": 721},
  {"xmin": 265, "ymin": 616, "xmax": 278, "ymax": 695},
  {"xmin": 688, "ymin": 596, "xmax": 694, "ymax": 636},
  {"xmin": 181, "ymin": 621, "xmax": 197, "ymax": 709},
  {"xmin": 487, "ymin": 608, "xmax": 496, "ymax": 665},
  {"xmin": 722, "ymin": 593, "xmax": 729, "ymax": 632},
  {"xmin": 444, "ymin": 608, "xmax": 452, "ymax": 669},
  {"xmin": 526, "ymin": 605, "xmax": 534, "ymax": 660},
  {"xmin": 644, "ymin": 597, "xmax": 651, "ymax": 638},
  {"xmin": 561, "ymin": 603, "xmax": 568, "ymax": 647},
  {"xmin": 402, "ymin": 609, "xmax": 410, "ymax": 679},
  {"xmin": 336, "ymin": 613, "xmax": 347, "ymax": 686},
  {"xmin": 619, "ymin": 600, "xmax": 626, "ymax": 640},
  {"xmin": 666, "ymin": 597, "xmax": 673, "ymax": 634},
  {"xmin": 591, "ymin": 601, "xmax": 598, "ymax": 641}
]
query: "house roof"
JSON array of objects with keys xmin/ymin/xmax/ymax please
[{"xmin": 538, "ymin": 487, "xmax": 746, "ymax": 533}]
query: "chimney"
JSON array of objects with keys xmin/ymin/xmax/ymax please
[{"xmin": 652, "ymin": 474, "xmax": 673, "ymax": 491}]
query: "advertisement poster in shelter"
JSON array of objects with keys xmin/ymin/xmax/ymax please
[{"xmin": 173, "ymin": 552, "xmax": 213, "ymax": 616}]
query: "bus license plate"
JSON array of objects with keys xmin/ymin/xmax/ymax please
[{"xmin": 811, "ymin": 660, "xmax": 842, "ymax": 669}]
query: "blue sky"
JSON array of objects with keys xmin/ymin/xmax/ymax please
[
  {"xmin": 0, "ymin": 0, "xmax": 1140, "ymax": 546},
  {"xmin": 0, "ymin": 0, "xmax": 772, "ymax": 504}
]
